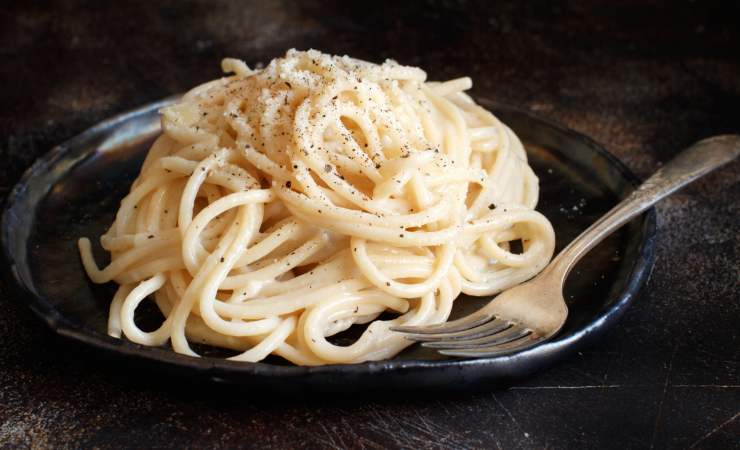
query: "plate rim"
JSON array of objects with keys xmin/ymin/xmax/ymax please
[{"xmin": 1, "ymin": 98, "xmax": 657, "ymax": 383}]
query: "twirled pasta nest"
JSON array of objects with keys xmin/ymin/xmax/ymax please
[{"xmin": 79, "ymin": 49, "xmax": 554, "ymax": 365}]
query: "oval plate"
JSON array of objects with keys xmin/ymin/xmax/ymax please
[{"xmin": 1, "ymin": 98, "xmax": 656, "ymax": 391}]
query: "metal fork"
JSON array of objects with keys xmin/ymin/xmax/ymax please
[{"xmin": 391, "ymin": 135, "xmax": 740, "ymax": 358}]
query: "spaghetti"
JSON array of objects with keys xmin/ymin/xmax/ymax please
[{"xmin": 78, "ymin": 49, "xmax": 555, "ymax": 365}]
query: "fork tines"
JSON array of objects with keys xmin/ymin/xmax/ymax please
[{"xmin": 390, "ymin": 315, "xmax": 540, "ymax": 357}]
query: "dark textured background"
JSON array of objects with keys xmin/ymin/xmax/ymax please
[{"xmin": 1, "ymin": 1, "xmax": 738, "ymax": 449}]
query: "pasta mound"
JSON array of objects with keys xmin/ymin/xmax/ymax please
[{"xmin": 79, "ymin": 49, "xmax": 555, "ymax": 365}]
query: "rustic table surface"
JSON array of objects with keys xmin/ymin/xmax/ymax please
[{"xmin": 1, "ymin": 1, "xmax": 738, "ymax": 449}]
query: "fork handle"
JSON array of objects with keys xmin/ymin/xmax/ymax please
[{"xmin": 549, "ymin": 134, "xmax": 740, "ymax": 280}]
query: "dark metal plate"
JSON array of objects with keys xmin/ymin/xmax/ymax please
[{"xmin": 1, "ymin": 97, "xmax": 656, "ymax": 391}]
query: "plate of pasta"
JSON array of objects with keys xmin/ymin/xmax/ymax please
[{"xmin": 2, "ymin": 50, "xmax": 655, "ymax": 390}]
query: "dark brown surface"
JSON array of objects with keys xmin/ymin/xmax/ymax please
[{"xmin": 0, "ymin": 1, "xmax": 738, "ymax": 449}]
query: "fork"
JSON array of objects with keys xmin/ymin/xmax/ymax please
[{"xmin": 391, "ymin": 135, "xmax": 740, "ymax": 358}]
